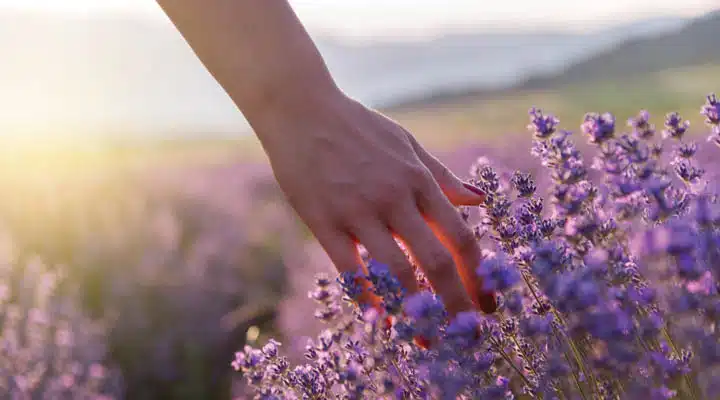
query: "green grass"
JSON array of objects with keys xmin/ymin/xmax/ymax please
[
  {"xmin": 389, "ymin": 63, "xmax": 720, "ymax": 151},
  {"xmin": 3, "ymin": 62, "xmax": 717, "ymax": 169},
  {"xmin": 0, "ymin": 134, "xmax": 268, "ymax": 182}
]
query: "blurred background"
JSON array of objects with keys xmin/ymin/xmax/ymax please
[{"xmin": 0, "ymin": 0, "xmax": 717, "ymax": 398}]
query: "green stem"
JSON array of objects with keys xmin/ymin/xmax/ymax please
[
  {"xmin": 661, "ymin": 326, "xmax": 700, "ymax": 400},
  {"xmin": 562, "ymin": 331, "xmax": 600, "ymax": 395},
  {"xmin": 509, "ymin": 335, "xmax": 544, "ymax": 400},
  {"xmin": 560, "ymin": 339, "xmax": 589, "ymax": 400},
  {"xmin": 501, "ymin": 313, "xmax": 541, "ymax": 379},
  {"xmin": 390, "ymin": 356, "xmax": 419, "ymax": 400},
  {"xmin": 520, "ymin": 270, "xmax": 599, "ymax": 396},
  {"xmin": 493, "ymin": 339, "xmax": 533, "ymax": 389}
]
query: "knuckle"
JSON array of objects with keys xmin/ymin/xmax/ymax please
[
  {"xmin": 336, "ymin": 200, "xmax": 369, "ymax": 220},
  {"xmin": 365, "ymin": 185, "xmax": 405, "ymax": 210}
]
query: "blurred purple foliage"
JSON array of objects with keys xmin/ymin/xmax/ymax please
[
  {"xmin": 0, "ymin": 239, "xmax": 123, "ymax": 399},
  {"xmin": 0, "ymin": 161, "xmax": 304, "ymax": 399}
]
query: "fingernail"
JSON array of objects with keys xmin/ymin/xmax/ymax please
[
  {"xmin": 414, "ymin": 335, "xmax": 432, "ymax": 349},
  {"xmin": 475, "ymin": 292, "xmax": 498, "ymax": 314},
  {"xmin": 383, "ymin": 316, "xmax": 393, "ymax": 330},
  {"xmin": 463, "ymin": 182, "xmax": 486, "ymax": 199}
]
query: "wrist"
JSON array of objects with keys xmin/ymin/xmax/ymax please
[
  {"xmin": 243, "ymin": 77, "xmax": 353, "ymax": 146},
  {"xmin": 239, "ymin": 69, "xmax": 344, "ymax": 126}
]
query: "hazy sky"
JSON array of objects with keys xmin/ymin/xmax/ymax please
[{"xmin": 0, "ymin": 0, "xmax": 717, "ymax": 37}]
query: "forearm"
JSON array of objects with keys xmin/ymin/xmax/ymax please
[{"xmin": 157, "ymin": 0, "xmax": 341, "ymax": 125}]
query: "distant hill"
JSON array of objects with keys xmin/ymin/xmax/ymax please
[
  {"xmin": 520, "ymin": 10, "xmax": 720, "ymax": 89},
  {"xmin": 321, "ymin": 16, "xmax": 690, "ymax": 109},
  {"xmin": 0, "ymin": 10, "xmax": 692, "ymax": 137}
]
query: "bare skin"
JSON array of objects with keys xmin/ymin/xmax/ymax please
[{"xmin": 157, "ymin": 0, "xmax": 497, "ymax": 314}]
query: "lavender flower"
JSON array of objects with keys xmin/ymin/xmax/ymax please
[
  {"xmin": 528, "ymin": 107, "xmax": 559, "ymax": 139},
  {"xmin": 701, "ymin": 93, "xmax": 719, "ymax": 127},
  {"xmin": 582, "ymin": 112, "xmax": 616, "ymax": 144},
  {"xmin": 476, "ymin": 251, "xmax": 521, "ymax": 292},
  {"xmin": 0, "ymin": 256, "xmax": 122, "ymax": 398},
  {"xmin": 629, "ymin": 110, "xmax": 656, "ymax": 139},
  {"xmin": 663, "ymin": 112, "xmax": 691, "ymax": 140},
  {"xmin": 235, "ymin": 96, "xmax": 720, "ymax": 400}
]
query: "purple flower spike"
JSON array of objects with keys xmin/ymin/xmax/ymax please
[
  {"xmin": 528, "ymin": 107, "xmax": 560, "ymax": 139},
  {"xmin": 663, "ymin": 112, "xmax": 690, "ymax": 140},
  {"xmin": 582, "ymin": 112, "xmax": 616, "ymax": 144}
]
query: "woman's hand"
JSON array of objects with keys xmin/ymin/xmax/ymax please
[
  {"xmin": 253, "ymin": 90, "xmax": 497, "ymax": 315},
  {"xmin": 158, "ymin": 0, "xmax": 497, "ymax": 314}
]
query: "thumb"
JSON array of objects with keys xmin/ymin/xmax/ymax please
[{"xmin": 407, "ymin": 134, "xmax": 485, "ymax": 206}]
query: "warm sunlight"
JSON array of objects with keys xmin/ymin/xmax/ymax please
[
  {"xmin": 0, "ymin": 0, "xmax": 718, "ymax": 398},
  {"xmin": 0, "ymin": 0, "xmax": 157, "ymax": 15},
  {"xmin": 0, "ymin": 0, "xmax": 716, "ymax": 138},
  {"xmin": 0, "ymin": 0, "xmax": 716, "ymax": 36}
]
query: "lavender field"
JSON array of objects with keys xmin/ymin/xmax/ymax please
[
  {"xmin": 0, "ymin": 16, "xmax": 718, "ymax": 394},
  {"xmin": 1, "ymin": 2, "xmax": 719, "ymax": 399},
  {"xmin": 0, "ymin": 86, "xmax": 718, "ymax": 399},
  {"xmin": 0, "ymin": 148, "xmax": 308, "ymax": 398},
  {"xmin": 236, "ymin": 94, "xmax": 720, "ymax": 399}
]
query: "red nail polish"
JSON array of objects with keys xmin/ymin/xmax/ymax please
[
  {"xmin": 414, "ymin": 335, "xmax": 431, "ymax": 349},
  {"xmin": 463, "ymin": 183, "xmax": 486, "ymax": 199},
  {"xmin": 476, "ymin": 291, "xmax": 498, "ymax": 314},
  {"xmin": 383, "ymin": 316, "xmax": 393, "ymax": 330}
]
